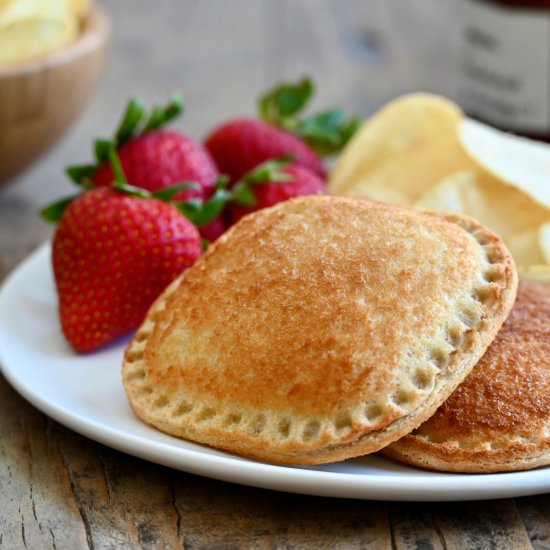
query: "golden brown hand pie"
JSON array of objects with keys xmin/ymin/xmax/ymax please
[
  {"xmin": 384, "ymin": 280, "xmax": 549, "ymax": 473},
  {"xmin": 123, "ymin": 196, "xmax": 517, "ymax": 465}
]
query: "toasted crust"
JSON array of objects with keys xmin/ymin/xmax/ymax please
[
  {"xmin": 384, "ymin": 280, "xmax": 550, "ymax": 473},
  {"xmin": 123, "ymin": 196, "xmax": 517, "ymax": 465}
]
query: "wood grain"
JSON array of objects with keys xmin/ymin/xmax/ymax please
[
  {"xmin": 0, "ymin": 377, "xmax": 87, "ymax": 548},
  {"xmin": 1, "ymin": 369, "xmax": 546, "ymax": 549},
  {"xmin": 516, "ymin": 495, "xmax": 550, "ymax": 550},
  {"xmin": 0, "ymin": 1, "xmax": 548, "ymax": 548}
]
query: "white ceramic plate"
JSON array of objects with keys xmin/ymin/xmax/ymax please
[{"xmin": 1, "ymin": 244, "xmax": 549, "ymax": 502}]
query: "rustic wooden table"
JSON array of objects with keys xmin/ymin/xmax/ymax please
[{"xmin": 1, "ymin": 1, "xmax": 548, "ymax": 548}]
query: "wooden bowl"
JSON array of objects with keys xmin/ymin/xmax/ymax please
[{"xmin": 0, "ymin": 4, "xmax": 110, "ymax": 185}]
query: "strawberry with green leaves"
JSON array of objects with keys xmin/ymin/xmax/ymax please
[
  {"xmin": 204, "ymin": 77, "xmax": 359, "ymax": 183},
  {"xmin": 43, "ymin": 146, "xmax": 206, "ymax": 353},
  {"xmin": 205, "ymin": 117, "xmax": 325, "ymax": 183},
  {"xmin": 68, "ymin": 94, "xmax": 227, "ymax": 241},
  {"xmin": 228, "ymin": 156, "xmax": 327, "ymax": 223},
  {"xmin": 69, "ymin": 93, "xmax": 219, "ymax": 202}
]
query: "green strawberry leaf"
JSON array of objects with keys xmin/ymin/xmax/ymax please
[
  {"xmin": 106, "ymin": 143, "xmax": 128, "ymax": 184},
  {"xmin": 241, "ymin": 155, "xmax": 294, "ymax": 184},
  {"xmin": 195, "ymin": 189, "xmax": 231, "ymax": 226},
  {"xmin": 65, "ymin": 93, "xmax": 185, "ymax": 192},
  {"xmin": 215, "ymin": 175, "xmax": 230, "ymax": 190},
  {"xmin": 47, "ymin": 93, "xmax": 190, "ymax": 225},
  {"xmin": 164, "ymin": 92, "xmax": 185, "ymax": 120},
  {"xmin": 152, "ymin": 182, "xmax": 201, "ymax": 201},
  {"xmin": 231, "ymin": 182, "xmax": 257, "ymax": 207},
  {"xmin": 341, "ymin": 117, "xmax": 362, "ymax": 143},
  {"xmin": 299, "ymin": 108, "xmax": 345, "ymax": 135},
  {"xmin": 94, "ymin": 139, "xmax": 113, "ymax": 164},
  {"xmin": 258, "ymin": 76, "xmax": 360, "ymax": 156},
  {"xmin": 174, "ymin": 187, "xmax": 230, "ymax": 227},
  {"xmin": 40, "ymin": 194, "xmax": 80, "ymax": 223},
  {"xmin": 296, "ymin": 110, "xmax": 362, "ymax": 155},
  {"xmin": 175, "ymin": 199, "xmax": 203, "ymax": 223},
  {"xmin": 66, "ymin": 164, "xmax": 97, "ymax": 188},
  {"xmin": 259, "ymin": 77, "xmax": 314, "ymax": 126},
  {"xmin": 230, "ymin": 155, "xmax": 294, "ymax": 206},
  {"xmin": 142, "ymin": 105, "xmax": 164, "ymax": 134},
  {"xmin": 142, "ymin": 92, "xmax": 184, "ymax": 133},
  {"xmin": 297, "ymin": 109, "xmax": 346, "ymax": 155},
  {"xmin": 114, "ymin": 98, "xmax": 146, "ymax": 145},
  {"xmin": 112, "ymin": 180, "xmax": 151, "ymax": 198},
  {"xmin": 297, "ymin": 110, "xmax": 360, "ymax": 156}
]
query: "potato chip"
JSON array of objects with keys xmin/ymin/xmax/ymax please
[
  {"xmin": 0, "ymin": 0, "xmax": 70, "ymax": 26},
  {"xmin": 0, "ymin": 14, "xmax": 78, "ymax": 67},
  {"xmin": 415, "ymin": 170, "xmax": 550, "ymax": 268},
  {"xmin": 331, "ymin": 93, "xmax": 550, "ymax": 275},
  {"xmin": 460, "ymin": 119, "xmax": 550, "ymax": 210},
  {"xmin": 328, "ymin": 94, "xmax": 477, "ymax": 204},
  {"xmin": 0, "ymin": 0, "xmax": 85, "ymax": 62},
  {"xmin": 540, "ymin": 223, "xmax": 550, "ymax": 265},
  {"xmin": 0, "ymin": 0, "xmax": 80, "ymax": 68}
]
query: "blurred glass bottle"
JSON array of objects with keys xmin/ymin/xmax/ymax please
[{"xmin": 457, "ymin": 0, "xmax": 550, "ymax": 140}]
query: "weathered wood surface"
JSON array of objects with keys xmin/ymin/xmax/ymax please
[{"xmin": 0, "ymin": 1, "xmax": 548, "ymax": 548}]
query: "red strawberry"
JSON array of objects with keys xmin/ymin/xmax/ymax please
[
  {"xmin": 204, "ymin": 77, "xmax": 360, "ymax": 184},
  {"xmin": 68, "ymin": 94, "xmax": 221, "ymax": 241},
  {"xmin": 51, "ymin": 186, "xmax": 202, "ymax": 352},
  {"xmin": 204, "ymin": 118, "xmax": 326, "ymax": 183},
  {"xmin": 92, "ymin": 130, "xmax": 219, "ymax": 201},
  {"xmin": 230, "ymin": 163, "xmax": 327, "ymax": 223}
]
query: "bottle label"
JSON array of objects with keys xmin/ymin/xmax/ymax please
[{"xmin": 458, "ymin": 0, "xmax": 550, "ymax": 133}]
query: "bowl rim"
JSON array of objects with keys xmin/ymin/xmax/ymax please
[{"xmin": 0, "ymin": 3, "xmax": 111, "ymax": 77}]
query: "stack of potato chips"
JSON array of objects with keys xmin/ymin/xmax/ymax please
[{"xmin": 329, "ymin": 94, "xmax": 550, "ymax": 282}]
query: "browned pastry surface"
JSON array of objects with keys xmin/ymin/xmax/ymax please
[
  {"xmin": 385, "ymin": 280, "xmax": 550, "ymax": 473},
  {"xmin": 123, "ymin": 196, "xmax": 517, "ymax": 464}
]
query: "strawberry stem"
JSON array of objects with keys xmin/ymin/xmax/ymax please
[
  {"xmin": 152, "ymin": 182, "xmax": 201, "ymax": 201},
  {"xmin": 115, "ymin": 98, "xmax": 146, "ymax": 144},
  {"xmin": 94, "ymin": 139, "xmax": 113, "ymax": 164},
  {"xmin": 142, "ymin": 92, "xmax": 184, "ymax": 133},
  {"xmin": 107, "ymin": 143, "xmax": 128, "ymax": 184},
  {"xmin": 112, "ymin": 180, "xmax": 150, "ymax": 198}
]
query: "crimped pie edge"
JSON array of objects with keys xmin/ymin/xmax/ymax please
[{"xmin": 122, "ymin": 204, "xmax": 518, "ymax": 465}]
